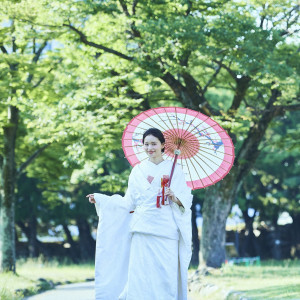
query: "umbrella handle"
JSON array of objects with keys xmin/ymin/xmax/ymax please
[{"xmin": 167, "ymin": 149, "xmax": 181, "ymax": 188}]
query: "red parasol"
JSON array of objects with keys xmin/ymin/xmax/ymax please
[{"xmin": 122, "ymin": 107, "xmax": 234, "ymax": 190}]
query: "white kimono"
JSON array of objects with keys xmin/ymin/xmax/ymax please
[{"xmin": 94, "ymin": 159, "xmax": 192, "ymax": 300}]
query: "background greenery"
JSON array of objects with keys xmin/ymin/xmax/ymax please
[{"xmin": 0, "ymin": 0, "xmax": 299, "ymax": 277}]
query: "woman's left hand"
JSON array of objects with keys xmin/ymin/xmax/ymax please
[
  {"xmin": 165, "ymin": 187, "xmax": 183, "ymax": 207},
  {"xmin": 165, "ymin": 187, "xmax": 176, "ymax": 201}
]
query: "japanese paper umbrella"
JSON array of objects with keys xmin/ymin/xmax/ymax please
[{"xmin": 122, "ymin": 107, "xmax": 234, "ymax": 190}]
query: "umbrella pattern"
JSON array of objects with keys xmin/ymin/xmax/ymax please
[{"xmin": 122, "ymin": 107, "xmax": 234, "ymax": 190}]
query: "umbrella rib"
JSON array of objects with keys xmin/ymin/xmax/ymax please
[
  {"xmin": 196, "ymin": 144, "xmax": 227, "ymax": 156},
  {"xmin": 174, "ymin": 107, "xmax": 180, "ymax": 138},
  {"xmin": 145, "ymin": 109, "xmax": 170, "ymax": 132},
  {"xmin": 178, "ymin": 157, "xmax": 186, "ymax": 169},
  {"xmin": 188, "ymin": 122, "xmax": 220, "ymax": 140},
  {"xmin": 202, "ymin": 131, "xmax": 231, "ymax": 136},
  {"xmin": 125, "ymin": 128, "xmax": 148, "ymax": 134},
  {"xmin": 190, "ymin": 154, "xmax": 216, "ymax": 184},
  {"xmin": 181, "ymin": 144, "xmax": 201, "ymax": 156},
  {"xmin": 126, "ymin": 123, "xmax": 149, "ymax": 131},
  {"xmin": 135, "ymin": 115, "xmax": 165, "ymax": 132},
  {"xmin": 183, "ymin": 156, "xmax": 196, "ymax": 190},
  {"xmin": 144, "ymin": 109, "xmax": 164, "ymax": 130},
  {"xmin": 184, "ymin": 147, "xmax": 210, "ymax": 186},
  {"xmin": 181, "ymin": 108, "xmax": 188, "ymax": 133},
  {"xmin": 181, "ymin": 118, "xmax": 229, "ymax": 143},
  {"xmin": 183, "ymin": 142, "xmax": 219, "ymax": 183},
  {"xmin": 196, "ymin": 141, "xmax": 233, "ymax": 148},
  {"xmin": 162, "ymin": 107, "xmax": 178, "ymax": 136},
  {"xmin": 196, "ymin": 150, "xmax": 233, "ymax": 164},
  {"xmin": 126, "ymin": 151, "xmax": 145, "ymax": 158},
  {"xmin": 123, "ymin": 145, "xmax": 143, "ymax": 148},
  {"xmin": 155, "ymin": 107, "xmax": 174, "ymax": 130},
  {"xmin": 123, "ymin": 131, "xmax": 143, "ymax": 135},
  {"xmin": 184, "ymin": 144, "xmax": 211, "ymax": 181},
  {"xmin": 180, "ymin": 115, "xmax": 210, "ymax": 141},
  {"xmin": 198, "ymin": 145, "xmax": 233, "ymax": 157},
  {"xmin": 193, "ymin": 151, "xmax": 228, "ymax": 172},
  {"xmin": 194, "ymin": 150, "xmax": 223, "ymax": 163},
  {"xmin": 190, "ymin": 148, "xmax": 217, "ymax": 179},
  {"xmin": 180, "ymin": 111, "xmax": 204, "ymax": 141},
  {"xmin": 193, "ymin": 140, "xmax": 233, "ymax": 156},
  {"xmin": 198, "ymin": 132, "xmax": 233, "ymax": 138},
  {"xmin": 123, "ymin": 138, "xmax": 143, "ymax": 141}
]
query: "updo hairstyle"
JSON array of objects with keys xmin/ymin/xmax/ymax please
[{"xmin": 142, "ymin": 128, "xmax": 165, "ymax": 153}]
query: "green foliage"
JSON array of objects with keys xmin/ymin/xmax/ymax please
[
  {"xmin": 238, "ymin": 110, "xmax": 300, "ymax": 224},
  {"xmin": 0, "ymin": 0, "xmax": 298, "ymax": 264}
]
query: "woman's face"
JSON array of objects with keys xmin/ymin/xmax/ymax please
[{"xmin": 143, "ymin": 135, "xmax": 164, "ymax": 159}]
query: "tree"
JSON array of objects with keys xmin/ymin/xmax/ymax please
[
  {"xmin": 0, "ymin": 2, "xmax": 58, "ymax": 271},
  {"xmin": 0, "ymin": 0, "xmax": 142, "ymax": 271},
  {"xmin": 238, "ymin": 110, "xmax": 300, "ymax": 258},
  {"xmin": 38, "ymin": 0, "xmax": 298, "ymax": 267},
  {"xmin": 5, "ymin": 0, "xmax": 299, "ymax": 270}
]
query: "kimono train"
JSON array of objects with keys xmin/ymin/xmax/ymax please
[{"xmin": 94, "ymin": 159, "xmax": 193, "ymax": 300}]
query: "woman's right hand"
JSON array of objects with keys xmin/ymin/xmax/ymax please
[{"xmin": 86, "ymin": 194, "xmax": 96, "ymax": 204}]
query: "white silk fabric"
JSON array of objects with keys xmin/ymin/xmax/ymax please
[{"xmin": 94, "ymin": 159, "xmax": 193, "ymax": 300}]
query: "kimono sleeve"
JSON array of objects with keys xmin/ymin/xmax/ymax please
[
  {"xmin": 93, "ymin": 169, "xmax": 136, "ymax": 300},
  {"xmin": 94, "ymin": 168, "xmax": 136, "ymax": 216},
  {"xmin": 170, "ymin": 164, "xmax": 193, "ymax": 214}
]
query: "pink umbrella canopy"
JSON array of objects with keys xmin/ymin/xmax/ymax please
[{"xmin": 122, "ymin": 107, "xmax": 234, "ymax": 190}]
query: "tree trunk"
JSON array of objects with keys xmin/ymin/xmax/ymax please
[
  {"xmin": 28, "ymin": 216, "xmax": 38, "ymax": 258},
  {"xmin": 190, "ymin": 201, "xmax": 200, "ymax": 267},
  {"xmin": 200, "ymin": 90, "xmax": 284, "ymax": 268},
  {"xmin": 76, "ymin": 218, "xmax": 95, "ymax": 261},
  {"xmin": 269, "ymin": 227, "xmax": 281, "ymax": 260},
  {"xmin": 0, "ymin": 105, "xmax": 18, "ymax": 273},
  {"xmin": 17, "ymin": 221, "xmax": 50, "ymax": 257},
  {"xmin": 290, "ymin": 213, "xmax": 300, "ymax": 258},
  {"xmin": 63, "ymin": 224, "xmax": 79, "ymax": 263},
  {"xmin": 200, "ymin": 172, "xmax": 241, "ymax": 268},
  {"xmin": 241, "ymin": 210, "xmax": 260, "ymax": 257}
]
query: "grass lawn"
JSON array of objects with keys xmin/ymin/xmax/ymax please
[
  {"xmin": 0, "ymin": 258, "xmax": 94, "ymax": 300},
  {"xmin": 1, "ymin": 258, "xmax": 299, "ymax": 300},
  {"xmin": 189, "ymin": 260, "xmax": 300, "ymax": 300}
]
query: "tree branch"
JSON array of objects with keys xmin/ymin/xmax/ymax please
[
  {"xmin": 63, "ymin": 23, "xmax": 133, "ymax": 61},
  {"xmin": 26, "ymin": 41, "xmax": 48, "ymax": 84},
  {"xmin": 275, "ymin": 103, "xmax": 300, "ymax": 112},
  {"xmin": 17, "ymin": 143, "xmax": 51, "ymax": 176},
  {"xmin": 229, "ymin": 75, "xmax": 251, "ymax": 112},
  {"xmin": 0, "ymin": 45, "xmax": 8, "ymax": 54},
  {"xmin": 281, "ymin": 28, "xmax": 300, "ymax": 37},
  {"xmin": 273, "ymin": 5, "xmax": 299, "ymax": 26},
  {"xmin": 161, "ymin": 72, "xmax": 219, "ymax": 115},
  {"xmin": 110, "ymin": 70, "xmax": 151, "ymax": 110},
  {"xmin": 213, "ymin": 59, "xmax": 236, "ymax": 79},
  {"xmin": 235, "ymin": 89, "xmax": 283, "ymax": 179},
  {"xmin": 186, "ymin": 0, "xmax": 192, "ymax": 16},
  {"xmin": 32, "ymin": 41, "xmax": 47, "ymax": 63},
  {"xmin": 32, "ymin": 58, "xmax": 63, "ymax": 89},
  {"xmin": 132, "ymin": 0, "xmax": 138, "ymax": 15},
  {"xmin": 161, "ymin": 72, "xmax": 196, "ymax": 109},
  {"xmin": 202, "ymin": 63, "xmax": 222, "ymax": 94},
  {"xmin": 119, "ymin": 0, "xmax": 130, "ymax": 16}
]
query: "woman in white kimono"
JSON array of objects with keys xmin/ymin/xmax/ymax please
[{"xmin": 87, "ymin": 128, "xmax": 193, "ymax": 300}]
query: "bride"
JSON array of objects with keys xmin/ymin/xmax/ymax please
[{"xmin": 87, "ymin": 128, "xmax": 192, "ymax": 300}]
